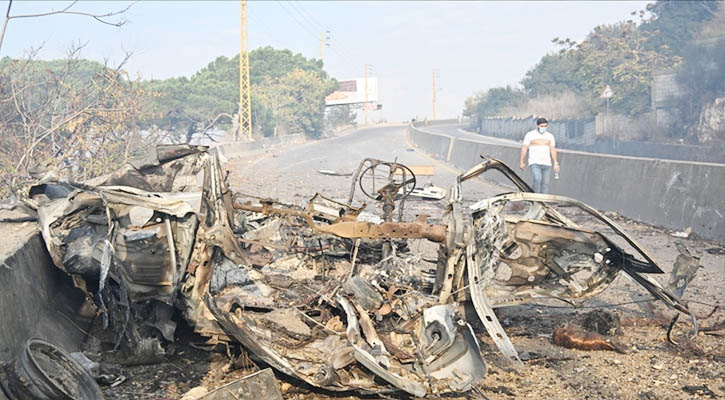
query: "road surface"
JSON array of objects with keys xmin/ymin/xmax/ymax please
[{"xmin": 227, "ymin": 124, "xmax": 508, "ymax": 220}]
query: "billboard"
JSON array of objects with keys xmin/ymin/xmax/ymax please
[{"xmin": 325, "ymin": 77, "xmax": 379, "ymax": 106}]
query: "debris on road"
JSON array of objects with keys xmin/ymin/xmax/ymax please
[
  {"xmin": 580, "ymin": 310, "xmax": 622, "ymax": 336},
  {"xmin": 682, "ymin": 384, "xmax": 718, "ymax": 398},
  {"xmin": 552, "ymin": 325, "xmax": 625, "ymax": 353},
  {"xmin": 195, "ymin": 368, "xmax": 282, "ymax": 400},
  {"xmin": 408, "ymin": 183, "xmax": 447, "ymax": 200},
  {"xmin": 3, "ymin": 145, "xmax": 706, "ymax": 398},
  {"xmin": 317, "ymin": 169, "xmax": 353, "ymax": 176},
  {"xmin": 667, "ymin": 241, "xmax": 702, "ymax": 298},
  {"xmin": 670, "ymin": 227, "xmax": 692, "ymax": 238}
]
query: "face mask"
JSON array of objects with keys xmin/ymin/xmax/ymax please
[{"xmin": 538, "ymin": 127, "xmax": 547, "ymax": 134}]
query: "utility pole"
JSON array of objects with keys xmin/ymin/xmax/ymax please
[
  {"xmin": 239, "ymin": 0, "xmax": 252, "ymax": 140},
  {"xmin": 364, "ymin": 64, "xmax": 370, "ymax": 125},
  {"xmin": 319, "ymin": 32, "xmax": 323, "ymax": 60},
  {"xmin": 318, "ymin": 30, "xmax": 330, "ymax": 60},
  {"xmin": 432, "ymin": 69, "xmax": 439, "ymax": 120}
]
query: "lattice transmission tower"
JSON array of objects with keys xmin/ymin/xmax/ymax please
[{"xmin": 238, "ymin": 0, "xmax": 252, "ymax": 140}]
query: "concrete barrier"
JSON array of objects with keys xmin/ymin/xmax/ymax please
[
  {"xmin": 412, "ymin": 118, "xmax": 464, "ymax": 128},
  {"xmin": 408, "ymin": 127, "xmax": 453, "ymax": 161},
  {"xmin": 214, "ymin": 134, "xmax": 306, "ymax": 160},
  {"xmin": 409, "ymin": 124, "xmax": 725, "ymax": 242},
  {"xmin": 0, "ymin": 225, "xmax": 90, "ymax": 361}
]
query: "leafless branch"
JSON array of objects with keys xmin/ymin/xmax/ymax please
[
  {"xmin": 201, "ymin": 113, "xmax": 234, "ymax": 135},
  {"xmin": 14, "ymin": 98, "xmax": 99, "ymax": 171},
  {"xmin": 0, "ymin": 0, "xmax": 134, "ymax": 52},
  {"xmin": 7, "ymin": 0, "xmax": 134, "ymax": 27}
]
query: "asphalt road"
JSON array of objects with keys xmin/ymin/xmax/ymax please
[{"xmin": 227, "ymin": 124, "xmax": 508, "ymax": 215}]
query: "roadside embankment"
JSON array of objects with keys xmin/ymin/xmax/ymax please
[
  {"xmin": 0, "ymin": 223, "xmax": 90, "ymax": 361},
  {"xmin": 409, "ymin": 124, "xmax": 725, "ymax": 242}
]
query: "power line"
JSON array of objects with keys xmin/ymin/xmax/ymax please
[
  {"xmin": 278, "ymin": 1, "xmax": 361, "ymax": 75},
  {"xmin": 275, "ymin": 1, "xmax": 320, "ymax": 44},
  {"xmin": 286, "ymin": 1, "xmax": 325, "ymax": 33},
  {"xmin": 288, "ymin": 1, "xmax": 358, "ymax": 63}
]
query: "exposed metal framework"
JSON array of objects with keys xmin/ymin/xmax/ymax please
[{"xmin": 239, "ymin": 0, "xmax": 252, "ymax": 140}]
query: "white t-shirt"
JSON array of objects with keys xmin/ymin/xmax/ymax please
[{"xmin": 523, "ymin": 129, "xmax": 556, "ymax": 166}]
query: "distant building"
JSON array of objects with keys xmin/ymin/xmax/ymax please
[{"xmin": 651, "ymin": 71, "xmax": 683, "ymax": 127}]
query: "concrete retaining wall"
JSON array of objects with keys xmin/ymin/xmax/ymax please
[
  {"xmin": 476, "ymin": 116, "xmax": 725, "ymax": 163},
  {"xmin": 215, "ymin": 134, "xmax": 305, "ymax": 160},
  {"xmin": 478, "ymin": 116, "xmax": 596, "ymax": 143},
  {"xmin": 409, "ymin": 124, "xmax": 725, "ymax": 242},
  {"xmin": 564, "ymin": 138, "xmax": 725, "ymax": 164},
  {"xmin": 0, "ymin": 226, "xmax": 90, "ymax": 361}
]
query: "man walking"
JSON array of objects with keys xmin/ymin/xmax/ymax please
[{"xmin": 519, "ymin": 117, "xmax": 559, "ymax": 193}]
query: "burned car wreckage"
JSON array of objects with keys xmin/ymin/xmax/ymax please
[{"xmin": 20, "ymin": 145, "xmax": 695, "ymax": 397}]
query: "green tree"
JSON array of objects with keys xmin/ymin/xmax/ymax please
[
  {"xmin": 276, "ymin": 68, "xmax": 336, "ymax": 137},
  {"xmin": 250, "ymin": 46, "xmax": 328, "ymax": 84},
  {"xmin": 325, "ymin": 104, "xmax": 357, "ymax": 129},
  {"xmin": 520, "ymin": 52, "xmax": 582, "ymax": 97},
  {"xmin": 554, "ymin": 21, "xmax": 680, "ymax": 116},
  {"xmin": 471, "ymin": 86, "xmax": 526, "ymax": 118},
  {"xmin": 640, "ymin": 0, "xmax": 722, "ymax": 54},
  {"xmin": 144, "ymin": 47, "xmax": 335, "ymax": 139}
]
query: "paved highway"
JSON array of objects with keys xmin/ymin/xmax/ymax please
[{"xmin": 227, "ymin": 124, "xmax": 509, "ymax": 220}]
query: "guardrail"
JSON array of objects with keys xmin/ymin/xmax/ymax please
[{"xmin": 409, "ymin": 123, "xmax": 725, "ymax": 242}]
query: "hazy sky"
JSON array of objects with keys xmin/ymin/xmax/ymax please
[{"xmin": 2, "ymin": 1, "xmax": 649, "ymax": 122}]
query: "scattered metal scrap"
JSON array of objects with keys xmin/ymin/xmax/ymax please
[
  {"xmin": 409, "ymin": 183, "xmax": 447, "ymax": 201},
  {"xmin": 11, "ymin": 146, "xmax": 700, "ymax": 397}
]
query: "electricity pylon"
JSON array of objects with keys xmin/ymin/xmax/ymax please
[{"xmin": 239, "ymin": 0, "xmax": 252, "ymax": 140}]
